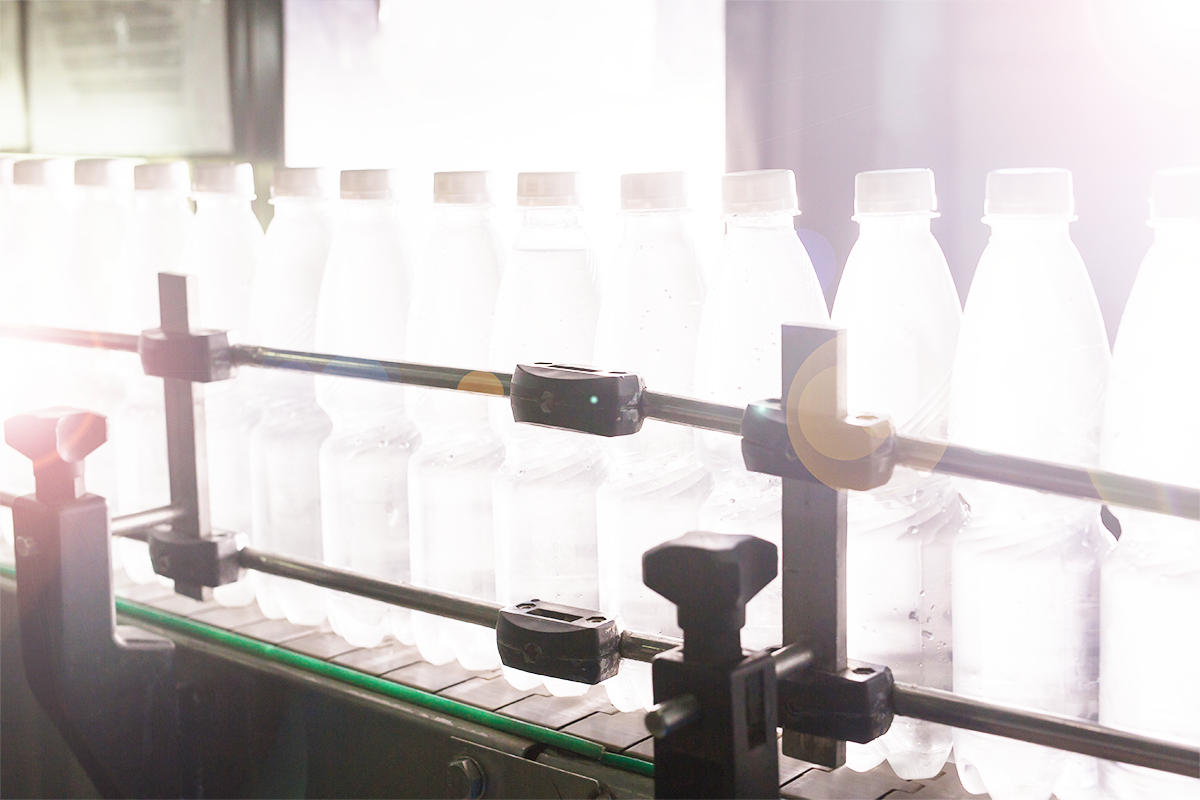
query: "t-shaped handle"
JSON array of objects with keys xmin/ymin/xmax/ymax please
[
  {"xmin": 4, "ymin": 408, "xmax": 107, "ymax": 504},
  {"xmin": 643, "ymin": 531, "xmax": 777, "ymax": 663}
]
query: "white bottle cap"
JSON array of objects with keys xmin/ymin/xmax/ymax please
[
  {"xmin": 1149, "ymin": 167, "xmax": 1200, "ymax": 220},
  {"xmin": 272, "ymin": 167, "xmax": 337, "ymax": 199},
  {"xmin": 135, "ymin": 161, "xmax": 192, "ymax": 194},
  {"xmin": 517, "ymin": 172, "xmax": 580, "ymax": 207},
  {"xmin": 0, "ymin": 156, "xmax": 15, "ymax": 186},
  {"xmin": 621, "ymin": 172, "xmax": 687, "ymax": 211},
  {"xmin": 722, "ymin": 169, "xmax": 799, "ymax": 216},
  {"xmin": 74, "ymin": 158, "xmax": 135, "ymax": 191},
  {"xmin": 984, "ymin": 168, "xmax": 1074, "ymax": 218},
  {"xmin": 854, "ymin": 168, "xmax": 936, "ymax": 215},
  {"xmin": 434, "ymin": 171, "xmax": 490, "ymax": 204},
  {"xmin": 13, "ymin": 158, "xmax": 74, "ymax": 189},
  {"xmin": 340, "ymin": 169, "xmax": 396, "ymax": 200},
  {"xmin": 193, "ymin": 162, "xmax": 255, "ymax": 198}
]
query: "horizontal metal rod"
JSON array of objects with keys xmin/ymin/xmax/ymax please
[
  {"xmin": 109, "ymin": 505, "xmax": 184, "ymax": 539},
  {"xmin": 0, "ymin": 324, "xmax": 140, "ymax": 353},
  {"xmin": 895, "ymin": 436, "xmax": 1200, "ymax": 520},
  {"xmin": 640, "ymin": 391, "xmax": 744, "ymax": 435},
  {"xmin": 233, "ymin": 344, "xmax": 513, "ymax": 398},
  {"xmin": 892, "ymin": 682, "xmax": 1200, "ymax": 779},
  {"xmin": 0, "ymin": 492, "xmax": 15, "ymax": 508}
]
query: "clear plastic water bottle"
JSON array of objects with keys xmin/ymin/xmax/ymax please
[
  {"xmin": 63, "ymin": 159, "xmax": 135, "ymax": 526},
  {"xmin": 110, "ymin": 162, "xmax": 194, "ymax": 584},
  {"xmin": 1, "ymin": 159, "xmax": 76, "ymax": 545},
  {"xmin": 594, "ymin": 172, "xmax": 711, "ymax": 711},
  {"xmin": 247, "ymin": 167, "xmax": 337, "ymax": 624},
  {"xmin": 490, "ymin": 172, "xmax": 604, "ymax": 695},
  {"xmin": 315, "ymin": 169, "xmax": 420, "ymax": 648},
  {"xmin": 949, "ymin": 169, "xmax": 1113, "ymax": 800},
  {"xmin": 1098, "ymin": 167, "xmax": 1200, "ymax": 800},
  {"xmin": 408, "ymin": 172, "xmax": 506, "ymax": 670},
  {"xmin": 179, "ymin": 163, "xmax": 264, "ymax": 607},
  {"xmin": 693, "ymin": 169, "xmax": 829, "ymax": 652},
  {"xmin": 831, "ymin": 169, "xmax": 966, "ymax": 779}
]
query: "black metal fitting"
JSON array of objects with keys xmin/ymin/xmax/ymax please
[
  {"xmin": 509, "ymin": 363, "xmax": 644, "ymax": 437},
  {"xmin": 495, "ymin": 599, "xmax": 621, "ymax": 684},
  {"xmin": 148, "ymin": 527, "xmax": 243, "ymax": 601},
  {"xmin": 645, "ymin": 532, "xmax": 780, "ymax": 799},
  {"xmin": 777, "ymin": 659, "xmax": 894, "ymax": 744},
  {"xmin": 4, "ymin": 408, "xmax": 180, "ymax": 799},
  {"xmin": 139, "ymin": 327, "xmax": 234, "ymax": 383},
  {"xmin": 741, "ymin": 399, "xmax": 895, "ymax": 491}
]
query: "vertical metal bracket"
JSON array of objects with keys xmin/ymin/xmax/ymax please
[{"xmin": 780, "ymin": 323, "xmax": 848, "ymax": 767}]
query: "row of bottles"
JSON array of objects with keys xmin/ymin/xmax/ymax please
[{"xmin": 2, "ymin": 155, "xmax": 1196, "ymax": 800}]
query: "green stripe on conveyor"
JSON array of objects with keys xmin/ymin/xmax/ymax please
[{"xmin": 0, "ymin": 562, "xmax": 654, "ymax": 779}]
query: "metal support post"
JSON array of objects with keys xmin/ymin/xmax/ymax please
[{"xmin": 779, "ymin": 324, "xmax": 849, "ymax": 767}]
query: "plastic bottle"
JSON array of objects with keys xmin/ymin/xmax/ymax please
[
  {"xmin": 693, "ymin": 169, "xmax": 828, "ymax": 652},
  {"xmin": 830, "ymin": 169, "xmax": 966, "ymax": 779},
  {"xmin": 594, "ymin": 172, "xmax": 711, "ymax": 711},
  {"xmin": 408, "ymin": 172, "xmax": 506, "ymax": 670},
  {"xmin": 179, "ymin": 163, "xmax": 263, "ymax": 607},
  {"xmin": 949, "ymin": 169, "xmax": 1113, "ymax": 800},
  {"xmin": 0, "ymin": 157, "xmax": 11, "ymax": 550},
  {"xmin": 1098, "ymin": 167, "xmax": 1200, "ymax": 800},
  {"xmin": 315, "ymin": 169, "xmax": 420, "ymax": 648},
  {"xmin": 110, "ymin": 162, "xmax": 194, "ymax": 584},
  {"xmin": 0, "ymin": 159, "xmax": 76, "ymax": 544},
  {"xmin": 246, "ymin": 167, "xmax": 337, "ymax": 624},
  {"xmin": 62, "ymin": 159, "xmax": 135, "ymax": 528},
  {"xmin": 490, "ymin": 172, "xmax": 604, "ymax": 695}
]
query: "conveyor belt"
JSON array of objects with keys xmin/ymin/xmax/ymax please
[{"xmin": 0, "ymin": 554, "xmax": 988, "ymax": 799}]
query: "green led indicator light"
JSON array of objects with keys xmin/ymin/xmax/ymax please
[{"xmin": 589, "ymin": 395, "xmax": 599, "ymax": 404}]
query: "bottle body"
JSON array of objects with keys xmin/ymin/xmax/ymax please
[
  {"xmin": 1098, "ymin": 220, "xmax": 1200, "ymax": 800},
  {"xmin": 179, "ymin": 195, "xmax": 264, "ymax": 606},
  {"xmin": 832, "ymin": 214, "xmax": 966, "ymax": 779},
  {"xmin": 693, "ymin": 213, "xmax": 828, "ymax": 651},
  {"xmin": 316, "ymin": 200, "xmax": 419, "ymax": 648},
  {"xmin": 594, "ymin": 211, "xmax": 711, "ymax": 710},
  {"xmin": 110, "ymin": 193, "xmax": 194, "ymax": 583},
  {"xmin": 490, "ymin": 207, "xmax": 604, "ymax": 694},
  {"xmin": 949, "ymin": 219, "xmax": 1112, "ymax": 800},
  {"xmin": 248, "ymin": 198, "xmax": 335, "ymax": 623},
  {"xmin": 407, "ymin": 204, "xmax": 505, "ymax": 669}
]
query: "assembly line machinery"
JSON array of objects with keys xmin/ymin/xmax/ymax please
[{"xmin": 1, "ymin": 272, "xmax": 1197, "ymax": 798}]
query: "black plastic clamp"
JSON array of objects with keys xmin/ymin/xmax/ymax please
[
  {"xmin": 777, "ymin": 659, "xmax": 894, "ymax": 743},
  {"xmin": 741, "ymin": 399, "xmax": 896, "ymax": 491},
  {"xmin": 509, "ymin": 363, "xmax": 644, "ymax": 437},
  {"xmin": 495, "ymin": 599, "xmax": 621, "ymax": 684},
  {"xmin": 139, "ymin": 327, "xmax": 234, "ymax": 382}
]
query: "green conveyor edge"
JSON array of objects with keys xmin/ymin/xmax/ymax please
[{"xmin": 0, "ymin": 562, "xmax": 654, "ymax": 779}]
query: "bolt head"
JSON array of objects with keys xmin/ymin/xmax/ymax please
[{"xmin": 4, "ymin": 409, "xmax": 107, "ymax": 466}]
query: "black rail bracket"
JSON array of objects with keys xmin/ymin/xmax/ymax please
[
  {"xmin": 496, "ymin": 599, "xmax": 621, "ymax": 684},
  {"xmin": 510, "ymin": 363, "xmax": 644, "ymax": 437},
  {"xmin": 741, "ymin": 399, "xmax": 896, "ymax": 491},
  {"xmin": 778, "ymin": 659, "xmax": 894, "ymax": 744},
  {"xmin": 139, "ymin": 327, "xmax": 234, "ymax": 383},
  {"xmin": 148, "ymin": 527, "xmax": 243, "ymax": 600}
]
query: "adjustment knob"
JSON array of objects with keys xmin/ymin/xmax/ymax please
[{"xmin": 4, "ymin": 409, "xmax": 107, "ymax": 503}]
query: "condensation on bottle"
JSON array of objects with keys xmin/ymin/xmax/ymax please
[
  {"xmin": 594, "ymin": 172, "xmax": 711, "ymax": 711},
  {"xmin": 693, "ymin": 169, "xmax": 829, "ymax": 653},
  {"xmin": 831, "ymin": 168, "xmax": 966, "ymax": 779},
  {"xmin": 490, "ymin": 172, "xmax": 604, "ymax": 696}
]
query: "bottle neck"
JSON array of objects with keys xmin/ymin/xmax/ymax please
[
  {"xmin": 519, "ymin": 206, "xmax": 581, "ymax": 228},
  {"xmin": 725, "ymin": 211, "xmax": 795, "ymax": 232},
  {"xmin": 433, "ymin": 203, "xmax": 491, "ymax": 226},
  {"xmin": 855, "ymin": 214, "xmax": 932, "ymax": 235},
  {"xmin": 1150, "ymin": 217, "xmax": 1200, "ymax": 245},
  {"xmin": 270, "ymin": 197, "xmax": 330, "ymax": 220},
  {"xmin": 621, "ymin": 208, "xmax": 687, "ymax": 233},
  {"xmin": 194, "ymin": 193, "xmax": 254, "ymax": 214},
  {"xmin": 134, "ymin": 192, "xmax": 191, "ymax": 213},
  {"xmin": 338, "ymin": 198, "xmax": 396, "ymax": 223},
  {"xmin": 985, "ymin": 217, "xmax": 1072, "ymax": 240}
]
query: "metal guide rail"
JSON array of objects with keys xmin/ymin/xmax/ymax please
[{"xmin": 2, "ymin": 272, "xmax": 1198, "ymax": 798}]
